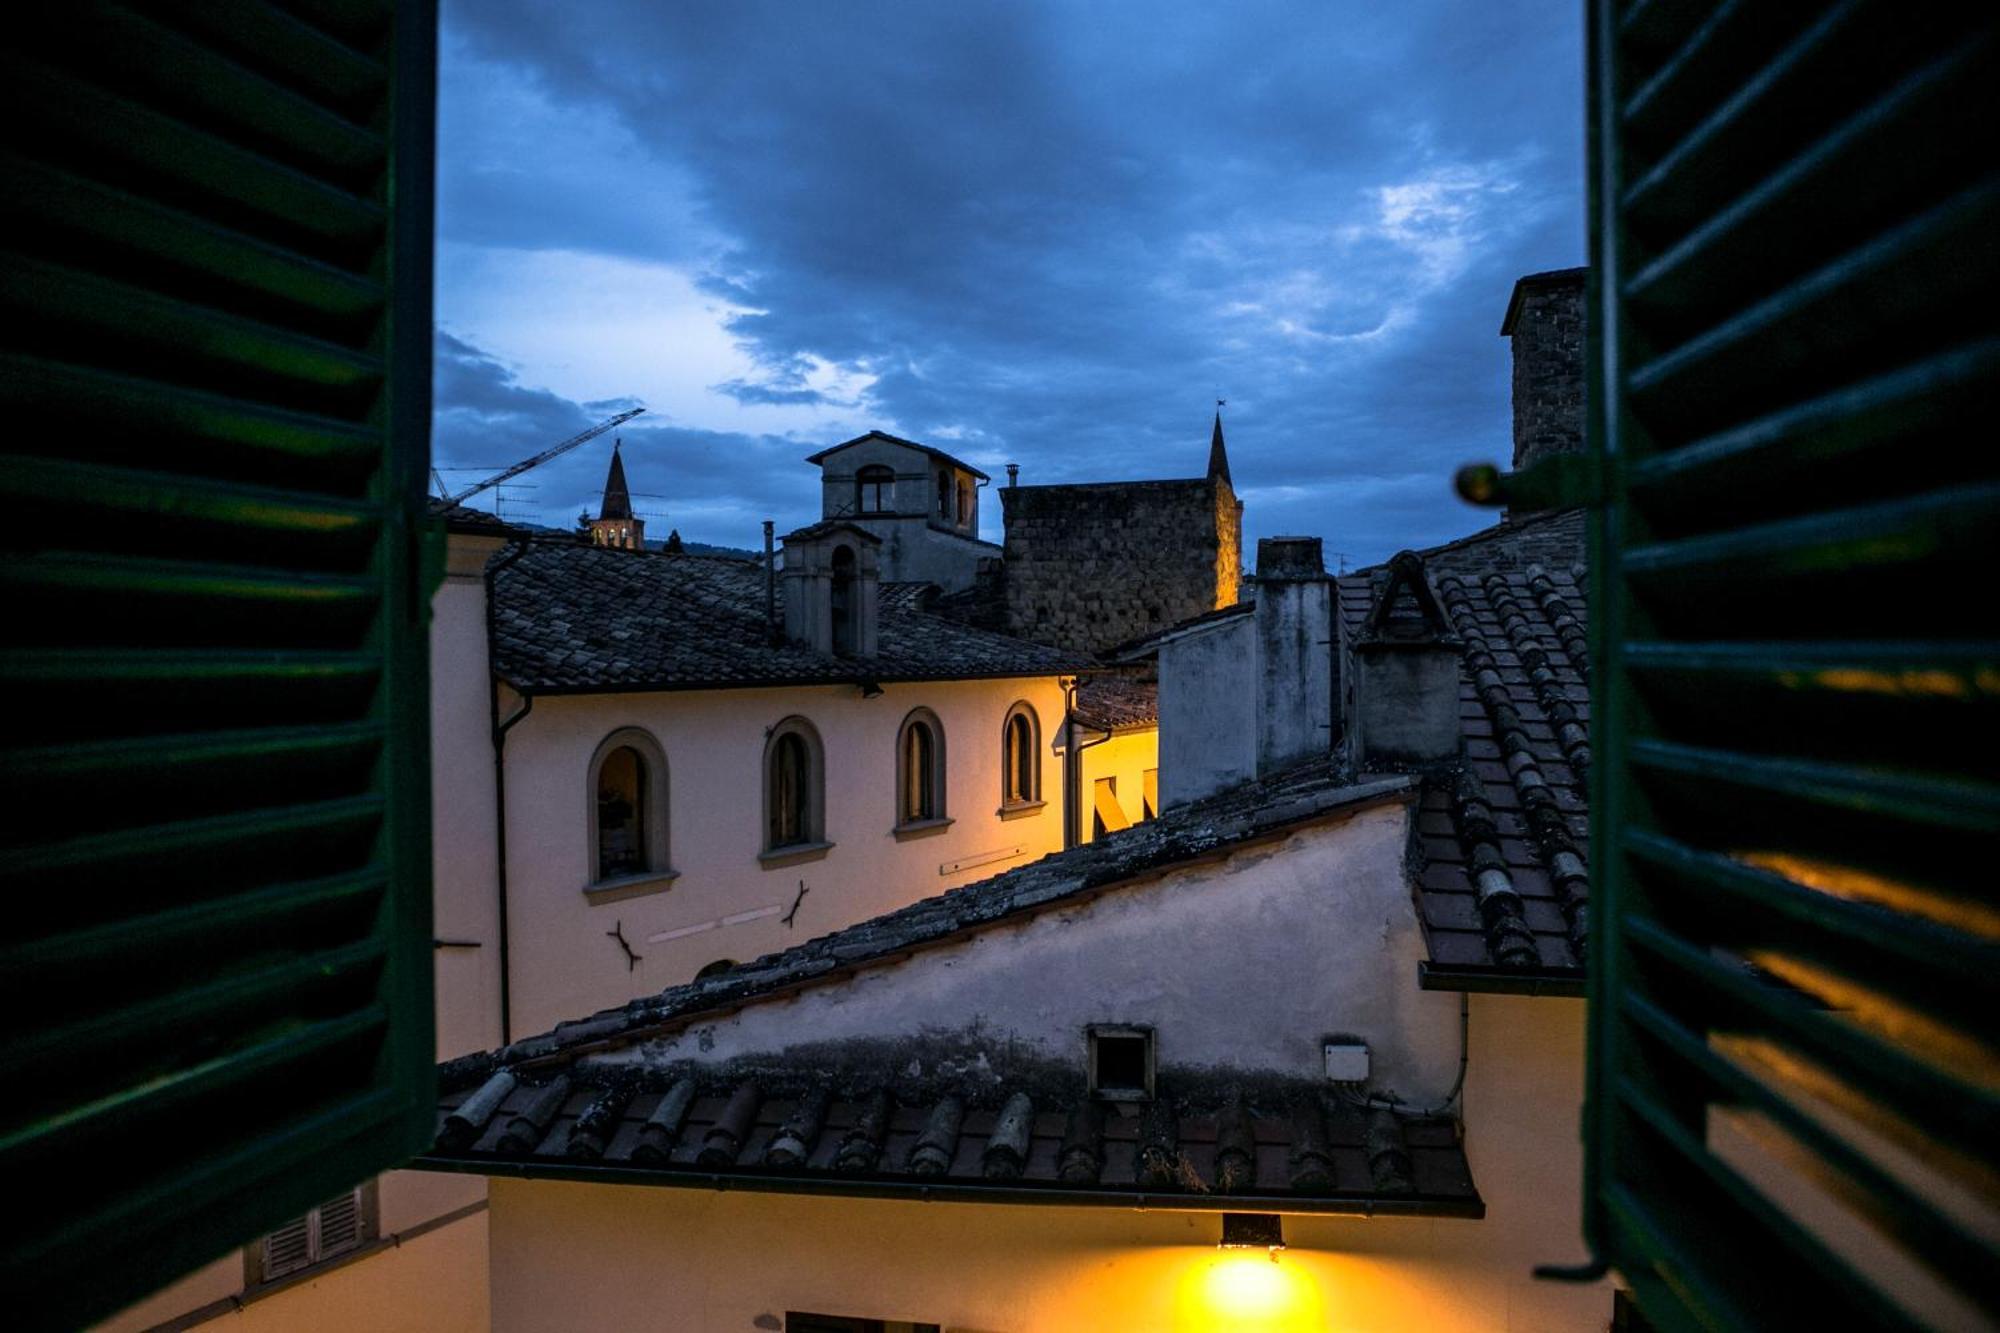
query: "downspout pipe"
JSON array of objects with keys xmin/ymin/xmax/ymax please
[
  {"xmin": 486, "ymin": 536, "xmax": 533, "ymax": 1046},
  {"xmin": 1059, "ymin": 677, "xmax": 1116, "ymax": 850}
]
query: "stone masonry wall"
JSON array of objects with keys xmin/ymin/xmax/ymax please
[
  {"xmin": 1509, "ymin": 270, "xmax": 1586, "ymax": 474},
  {"xmin": 999, "ymin": 479, "xmax": 1232, "ymax": 654}
]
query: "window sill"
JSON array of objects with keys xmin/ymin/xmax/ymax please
[
  {"xmin": 997, "ymin": 799, "xmax": 1046, "ymax": 821},
  {"xmin": 584, "ymin": 869, "xmax": 680, "ymax": 905},
  {"xmin": 760, "ymin": 840, "xmax": 834, "ymax": 868},
  {"xmin": 892, "ymin": 816, "xmax": 954, "ymax": 841}
]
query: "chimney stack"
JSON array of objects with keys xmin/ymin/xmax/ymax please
[
  {"xmin": 1349, "ymin": 552, "xmax": 1461, "ymax": 769},
  {"xmin": 1006, "ymin": 462, "xmax": 1019, "ymax": 488},
  {"xmin": 1500, "ymin": 268, "xmax": 1586, "ymax": 515},
  {"xmin": 1253, "ymin": 537, "xmax": 1334, "ymax": 775},
  {"xmin": 763, "ymin": 520, "xmax": 777, "ymax": 644}
]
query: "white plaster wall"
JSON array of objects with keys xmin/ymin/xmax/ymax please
[
  {"xmin": 502, "ymin": 676, "xmax": 1070, "ymax": 1037},
  {"xmin": 490, "ymin": 993, "xmax": 1608, "ymax": 1333},
  {"xmin": 1159, "ymin": 615, "xmax": 1258, "ymax": 809},
  {"xmin": 429, "ymin": 533, "xmax": 506, "ymax": 1061},
  {"xmin": 1077, "ymin": 725, "xmax": 1160, "ymax": 841},
  {"xmin": 601, "ymin": 800, "xmax": 1462, "ymax": 1102}
]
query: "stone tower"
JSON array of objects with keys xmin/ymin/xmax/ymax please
[
  {"xmin": 1500, "ymin": 268, "xmax": 1586, "ymax": 475},
  {"xmin": 994, "ymin": 414, "xmax": 1243, "ymax": 654},
  {"xmin": 588, "ymin": 439, "xmax": 645, "ymax": 550}
]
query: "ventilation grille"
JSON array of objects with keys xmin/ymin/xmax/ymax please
[
  {"xmin": 0, "ymin": 3, "xmax": 436, "ymax": 1327},
  {"xmin": 1587, "ymin": 1, "xmax": 1998, "ymax": 1328}
]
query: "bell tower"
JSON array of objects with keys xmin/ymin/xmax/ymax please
[{"xmin": 588, "ymin": 439, "xmax": 645, "ymax": 550}]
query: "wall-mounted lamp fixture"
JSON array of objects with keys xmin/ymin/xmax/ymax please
[{"xmin": 1219, "ymin": 1213, "xmax": 1285, "ymax": 1251}]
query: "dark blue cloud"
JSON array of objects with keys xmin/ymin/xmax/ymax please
[{"xmin": 436, "ymin": 1, "xmax": 1583, "ymax": 561}]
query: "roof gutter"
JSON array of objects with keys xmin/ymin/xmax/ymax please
[
  {"xmin": 1417, "ymin": 961, "xmax": 1587, "ymax": 998},
  {"xmin": 410, "ymin": 1152, "xmax": 1485, "ymax": 1220}
]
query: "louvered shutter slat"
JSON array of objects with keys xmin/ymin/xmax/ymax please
[
  {"xmin": 1, "ymin": 4, "xmax": 435, "ymax": 1329},
  {"xmin": 1582, "ymin": 1, "xmax": 1999, "ymax": 1329}
]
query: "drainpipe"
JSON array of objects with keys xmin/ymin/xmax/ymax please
[
  {"xmin": 485, "ymin": 536, "xmax": 533, "ymax": 1046},
  {"xmin": 1059, "ymin": 677, "xmax": 1115, "ymax": 850}
]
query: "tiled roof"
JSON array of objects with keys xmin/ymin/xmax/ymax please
[
  {"xmin": 426, "ymin": 497, "xmax": 521, "ymax": 535},
  {"xmin": 445, "ymin": 762, "xmax": 1411, "ymax": 1074},
  {"xmin": 416, "ymin": 1063, "xmax": 1480, "ymax": 1218},
  {"xmin": 1073, "ymin": 675, "xmax": 1158, "ymax": 732},
  {"xmin": 1346, "ymin": 510, "xmax": 1591, "ymax": 991},
  {"xmin": 489, "ymin": 541, "xmax": 1093, "ymax": 693},
  {"xmin": 1108, "ymin": 600, "xmax": 1255, "ymax": 660}
]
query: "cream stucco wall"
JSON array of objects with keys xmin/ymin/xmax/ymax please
[
  {"xmin": 500, "ymin": 675, "xmax": 1071, "ymax": 1037},
  {"xmin": 1076, "ymin": 725, "xmax": 1159, "ymax": 842},
  {"xmin": 600, "ymin": 799, "xmax": 1457, "ymax": 1100},
  {"xmin": 488, "ymin": 997, "xmax": 1605, "ymax": 1333},
  {"xmin": 432, "ymin": 534, "xmax": 507, "ymax": 1061},
  {"xmin": 92, "ymin": 1173, "xmax": 489, "ymax": 1333}
]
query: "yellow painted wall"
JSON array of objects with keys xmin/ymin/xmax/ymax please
[
  {"xmin": 92, "ymin": 1195, "xmax": 487, "ymax": 1333},
  {"xmin": 1078, "ymin": 726, "xmax": 1158, "ymax": 842},
  {"xmin": 486, "ymin": 995, "xmax": 1609, "ymax": 1333}
]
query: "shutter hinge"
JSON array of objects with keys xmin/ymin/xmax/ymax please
[{"xmin": 1454, "ymin": 453, "xmax": 1607, "ymax": 512}]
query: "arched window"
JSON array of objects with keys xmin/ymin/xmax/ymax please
[
  {"xmin": 936, "ymin": 470, "xmax": 952, "ymax": 520},
  {"xmin": 855, "ymin": 465, "xmax": 894, "ymax": 514},
  {"xmin": 896, "ymin": 707, "xmax": 947, "ymax": 828},
  {"xmin": 694, "ymin": 959, "xmax": 737, "ymax": 981},
  {"xmin": 830, "ymin": 544, "xmax": 856, "ymax": 657},
  {"xmin": 1001, "ymin": 702, "xmax": 1041, "ymax": 809},
  {"xmin": 956, "ymin": 475, "xmax": 974, "ymax": 527},
  {"xmin": 764, "ymin": 717, "xmax": 825, "ymax": 853},
  {"xmin": 589, "ymin": 728, "xmax": 670, "ymax": 884}
]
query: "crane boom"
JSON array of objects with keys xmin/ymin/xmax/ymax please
[{"xmin": 444, "ymin": 407, "xmax": 645, "ymax": 506}]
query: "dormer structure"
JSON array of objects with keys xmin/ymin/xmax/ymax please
[
  {"xmin": 587, "ymin": 439, "xmax": 645, "ymax": 550},
  {"xmin": 804, "ymin": 430, "xmax": 997, "ymax": 592},
  {"xmin": 779, "ymin": 520, "xmax": 881, "ymax": 658},
  {"xmin": 1349, "ymin": 550, "xmax": 1462, "ymax": 769}
]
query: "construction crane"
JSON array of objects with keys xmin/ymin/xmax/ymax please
[{"xmin": 441, "ymin": 407, "xmax": 645, "ymax": 506}]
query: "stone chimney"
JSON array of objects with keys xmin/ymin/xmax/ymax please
[
  {"xmin": 779, "ymin": 522, "xmax": 881, "ymax": 658},
  {"xmin": 1253, "ymin": 537, "xmax": 1334, "ymax": 775},
  {"xmin": 1500, "ymin": 268, "xmax": 1586, "ymax": 515},
  {"xmin": 1349, "ymin": 551, "xmax": 1461, "ymax": 769}
]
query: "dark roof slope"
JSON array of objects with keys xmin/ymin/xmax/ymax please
[
  {"xmin": 806, "ymin": 430, "xmax": 990, "ymax": 481},
  {"xmin": 490, "ymin": 541, "xmax": 1091, "ymax": 693},
  {"xmin": 1073, "ymin": 676, "xmax": 1158, "ymax": 732},
  {"xmin": 416, "ymin": 1063, "xmax": 1480, "ymax": 1219},
  {"xmin": 449, "ymin": 762, "xmax": 1410, "ymax": 1074},
  {"xmin": 427, "ymin": 497, "xmax": 523, "ymax": 536},
  {"xmin": 1347, "ymin": 511, "xmax": 1590, "ymax": 992}
]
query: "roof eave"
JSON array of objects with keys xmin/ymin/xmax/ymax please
[
  {"xmin": 494, "ymin": 663, "xmax": 1093, "ymax": 697},
  {"xmin": 1417, "ymin": 961, "xmax": 1587, "ymax": 998},
  {"xmin": 410, "ymin": 1152, "xmax": 1486, "ymax": 1220}
]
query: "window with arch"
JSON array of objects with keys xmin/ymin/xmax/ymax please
[
  {"xmin": 1000, "ymin": 702, "xmax": 1041, "ymax": 810},
  {"xmin": 956, "ymin": 475, "xmax": 974, "ymax": 527},
  {"xmin": 935, "ymin": 470, "xmax": 952, "ymax": 520},
  {"xmin": 590, "ymin": 728, "xmax": 670, "ymax": 884},
  {"xmin": 764, "ymin": 717, "xmax": 826, "ymax": 853},
  {"xmin": 855, "ymin": 465, "xmax": 893, "ymax": 514},
  {"xmin": 896, "ymin": 707, "xmax": 947, "ymax": 828}
]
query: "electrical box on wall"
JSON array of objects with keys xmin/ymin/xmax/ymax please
[{"xmin": 1323, "ymin": 1040, "xmax": 1370, "ymax": 1083}]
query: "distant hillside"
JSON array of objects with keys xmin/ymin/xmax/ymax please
[{"xmin": 668, "ymin": 539, "xmax": 758, "ymax": 561}]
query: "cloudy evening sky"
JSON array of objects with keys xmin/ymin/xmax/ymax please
[{"xmin": 434, "ymin": 1, "xmax": 1584, "ymax": 567}]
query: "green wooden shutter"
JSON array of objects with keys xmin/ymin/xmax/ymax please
[
  {"xmin": 0, "ymin": 3, "xmax": 437, "ymax": 1327},
  {"xmin": 1578, "ymin": 2, "xmax": 1999, "ymax": 1328}
]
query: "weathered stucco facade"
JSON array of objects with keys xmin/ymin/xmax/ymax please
[
  {"xmin": 469, "ymin": 801, "xmax": 1608, "ymax": 1331},
  {"xmin": 498, "ymin": 674, "xmax": 1071, "ymax": 1037}
]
